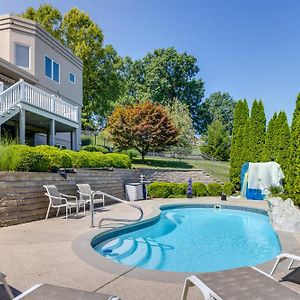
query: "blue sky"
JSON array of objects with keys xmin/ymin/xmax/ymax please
[{"xmin": 1, "ymin": 0, "xmax": 299, "ymax": 122}]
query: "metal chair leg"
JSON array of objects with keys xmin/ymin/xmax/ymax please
[
  {"xmin": 56, "ymin": 206, "xmax": 60, "ymax": 217},
  {"xmin": 45, "ymin": 203, "xmax": 51, "ymax": 220}
]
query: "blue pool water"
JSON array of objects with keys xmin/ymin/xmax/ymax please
[{"xmin": 93, "ymin": 206, "xmax": 281, "ymax": 272}]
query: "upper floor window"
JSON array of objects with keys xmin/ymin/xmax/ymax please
[
  {"xmin": 69, "ymin": 73, "xmax": 75, "ymax": 84},
  {"xmin": 15, "ymin": 44, "xmax": 30, "ymax": 68},
  {"xmin": 45, "ymin": 56, "xmax": 60, "ymax": 83}
]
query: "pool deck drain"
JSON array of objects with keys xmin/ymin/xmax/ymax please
[{"xmin": 0, "ymin": 197, "xmax": 300, "ymax": 299}]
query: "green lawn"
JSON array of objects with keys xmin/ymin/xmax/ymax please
[{"xmin": 132, "ymin": 156, "xmax": 230, "ymax": 182}]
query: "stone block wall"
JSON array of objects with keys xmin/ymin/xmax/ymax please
[
  {"xmin": 0, "ymin": 169, "xmax": 141, "ymax": 227},
  {"xmin": 0, "ymin": 168, "xmax": 218, "ymax": 227}
]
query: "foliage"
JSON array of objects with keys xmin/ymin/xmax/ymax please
[
  {"xmin": 147, "ymin": 182, "xmax": 173, "ymax": 198},
  {"xmin": 229, "ymin": 100, "xmax": 249, "ymax": 189},
  {"xmin": 222, "ymin": 182, "xmax": 235, "ymax": 196},
  {"xmin": 247, "ymin": 100, "xmax": 266, "ymax": 162},
  {"xmin": 107, "ymin": 101, "xmax": 179, "ymax": 159},
  {"xmin": 21, "ymin": 5, "xmax": 125, "ymax": 128},
  {"xmin": 148, "ymin": 181, "xmax": 211, "ymax": 198},
  {"xmin": 81, "ymin": 145, "xmax": 109, "ymax": 153},
  {"xmin": 286, "ymin": 93, "xmax": 300, "ymax": 203},
  {"xmin": 81, "ymin": 136, "xmax": 93, "ymax": 146},
  {"xmin": 201, "ymin": 119, "xmax": 230, "ymax": 161},
  {"xmin": 35, "ymin": 145, "xmax": 72, "ymax": 169},
  {"xmin": 275, "ymin": 111, "xmax": 290, "ymax": 175},
  {"xmin": 192, "ymin": 182, "xmax": 208, "ymax": 196},
  {"xmin": 118, "ymin": 149, "xmax": 139, "ymax": 159},
  {"xmin": 120, "ymin": 48, "xmax": 205, "ymax": 132},
  {"xmin": 207, "ymin": 182, "xmax": 223, "ymax": 196},
  {"xmin": 165, "ymin": 98, "xmax": 196, "ymax": 154},
  {"xmin": 269, "ymin": 186, "xmax": 283, "ymax": 197},
  {"xmin": 21, "ymin": 4, "xmax": 63, "ymax": 41},
  {"xmin": 262, "ymin": 113, "xmax": 278, "ymax": 161},
  {"xmin": 0, "ymin": 145, "xmax": 50, "ymax": 172},
  {"xmin": 198, "ymin": 92, "xmax": 236, "ymax": 134}
]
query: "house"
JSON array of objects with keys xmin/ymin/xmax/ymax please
[{"xmin": 0, "ymin": 14, "xmax": 82, "ymax": 150}]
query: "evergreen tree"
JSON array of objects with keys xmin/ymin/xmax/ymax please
[
  {"xmin": 275, "ymin": 111, "xmax": 290, "ymax": 176},
  {"xmin": 241, "ymin": 118, "xmax": 251, "ymax": 163},
  {"xmin": 247, "ymin": 100, "xmax": 266, "ymax": 162},
  {"xmin": 262, "ymin": 112, "xmax": 277, "ymax": 161},
  {"xmin": 201, "ymin": 119, "xmax": 230, "ymax": 161},
  {"xmin": 229, "ymin": 100, "xmax": 249, "ymax": 188},
  {"xmin": 286, "ymin": 94, "xmax": 300, "ymax": 203}
]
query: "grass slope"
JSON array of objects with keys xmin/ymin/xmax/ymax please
[{"xmin": 132, "ymin": 156, "xmax": 229, "ymax": 182}]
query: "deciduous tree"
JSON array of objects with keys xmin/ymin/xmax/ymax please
[
  {"xmin": 198, "ymin": 92, "xmax": 236, "ymax": 134},
  {"xmin": 107, "ymin": 101, "xmax": 179, "ymax": 160},
  {"xmin": 120, "ymin": 48, "xmax": 205, "ymax": 132}
]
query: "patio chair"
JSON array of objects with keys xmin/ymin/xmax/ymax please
[
  {"xmin": 0, "ymin": 272, "xmax": 14, "ymax": 299},
  {"xmin": 43, "ymin": 185, "xmax": 78, "ymax": 220},
  {"xmin": 181, "ymin": 253, "xmax": 300, "ymax": 300},
  {"xmin": 76, "ymin": 184, "xmax": 105, "ymax": 214},
  {"xmin": 10, "ymin": 283, "xmax": 119, "ymax": 300}
]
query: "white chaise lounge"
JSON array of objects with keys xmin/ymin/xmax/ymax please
[{"xmin": 181, "ymin": 253, "xmax": 300, "ymax": 300}]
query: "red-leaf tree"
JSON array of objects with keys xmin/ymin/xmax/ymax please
[{"xmin": 107, "ymin": 101, "xmax": 179, "ymax": 160}]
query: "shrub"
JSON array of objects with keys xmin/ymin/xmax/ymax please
[
  {"xmin": 147, "ymin": 182, "xmax": 173, "ymax": 198},
  {"xmin": 269, "ymin": 186, "xmax": 283, "ymax": 197},
  {"xmin": 81, "ymin": 145, "xmax": 109, "ymax": 153},
  {"xmin": 169, "ymin": 183, "xmax": 186, "ymax": 197},
  {"xmin": 81, "ymin": 136, "xmax": 93, "ymax": 146},
  {"xmin": 223, "ymin": 182, "xmax": 235, "ymax": 196},
  {"xmin": 107, "ymin": 153, "xmax": 132, "ymax": 168},
  {"xmin": 207, "ymin": 182, "xmax": 222, "ymax": 196},
  {"xmin": 35, "ymin": 145, "xmax": 72, "ymax": 169},
  {"xmin": 118, "ymin": 149, "xmax": 139, "ymax": 159},
  {"xmin": 0, "ymin": 145, "xmax": 50, "ymax": 172},
  {"xmin": 192, "ymin": 182, "xmax": 208, "ymax": 196}
]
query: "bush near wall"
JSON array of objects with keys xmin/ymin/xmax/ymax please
[
  {"xmin": 0, "ymin": 145, "xmax": 131, "ymax": 172},
  {"xmin": 81, "ymin": 145, "xmax": 109, "ymax": 153},
  {"xmin": 147, "ymin": 181, "xmax": 233, "ymax": 198}
]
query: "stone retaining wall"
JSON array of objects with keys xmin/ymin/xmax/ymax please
[
  {"xmin": 0, "ymin": 169, "xmax": 141, "ymax": 227},
  {"xmin": 0, "ymin": 168, "xmax": 218, "ymax": 227}
]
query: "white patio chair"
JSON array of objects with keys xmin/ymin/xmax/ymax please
[
  {"xmin": 0, "ymin": 272, "xmax": 14, "ymax": 299},
  {"xmin": 43, "ymin": 185, "xmax": 78, "ymax": 220},
  {"xmin": 181, "ymin": 253, "xmax": 300, "ymax": 300},
  {"xmin": 76, "ymin": 184, "xmax": 105, "ymax": 214}
]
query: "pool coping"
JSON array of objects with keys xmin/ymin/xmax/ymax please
[{"xmin": 72, "ymin": 201, "xmax": 298, "ymax": 284}]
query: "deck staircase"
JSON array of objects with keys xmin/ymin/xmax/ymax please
[{"xmin": 0, "ymin": 79, "xmax": 78, "ymax": 126}]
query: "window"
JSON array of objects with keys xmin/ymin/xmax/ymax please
[
  {"xmin": 44, "ymin": 56, "xmax": 60, "ymax": 83},
  {"xmin": 69, "ymin": 73, "xmax": 75, "ymax": 83},
  {"xmin": 15, "ymin": 44, "xmax": 30, "ymax": 68}
]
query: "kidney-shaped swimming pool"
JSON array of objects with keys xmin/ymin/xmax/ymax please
[{"xmin": 92, "ymin": 205, "xmax": 281, "ymax": 272}]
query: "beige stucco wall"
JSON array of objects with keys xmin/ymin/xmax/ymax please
[
  {"xmin": 0, "ymin": 29, "xmax": 10, "ymax": 61},
  {"xmin": 0, "ymin": 14, "xmax": 83, "ymax": 108}
]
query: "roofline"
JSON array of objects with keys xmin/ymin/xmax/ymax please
[
  {"xmin": 0, "ymin": 14, "xmax": 83, "ymax": 70},
  {"xmin": 0, "ymin": 57, "xmax": 38, "ymax": 84}
]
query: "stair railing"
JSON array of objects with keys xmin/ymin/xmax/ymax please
[
  {"xmin": 0, "ymin": 81, "xmax": 21, "ymax": 115},
  {"xmin": 89, "ymin": 191, "xmax": 144, "ymax": 227}
]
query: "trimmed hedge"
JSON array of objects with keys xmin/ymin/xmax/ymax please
[
  {"xmin": 81, "ymin": 145, "xmax": 109, "ymax": 153},
  {"xmin": 0, "ymin": 145, "xmax": 50, "ymax": 172},
  {"xmin": 223, "ymin": 182, "xmax": 235, "ymax": 196},
  {"xmin": 148, "ymin": 181, "xmax": 231, "ymax": 198},
  {"xmin": 0, "ymin": 144, "xmax": 132, "ymax": 172},
  {"xmin": 207, "ymin": 182, "xmax": 223, "ymax": 196}
]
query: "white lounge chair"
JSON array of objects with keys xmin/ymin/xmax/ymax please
[
  {"xmin": 43, "ymin": 185, "xmax": 78, "ymax": 220},
  {"xmin": 181, "ymin": 253, "xmax": 300, "ymax": 300},
  {"xmin": 0, "ymin": 272, "xmax": 14, "ymax": 299},
  {"xmin": 76, "ymin": 184, "xmax": 105, "ymax": 214}
]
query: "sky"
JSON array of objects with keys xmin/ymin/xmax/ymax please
[{"xmin": 1, "ymin": 0, "xmax": 300, "ymax": 122}]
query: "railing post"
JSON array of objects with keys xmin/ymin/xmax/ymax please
[
  {"xmin": 0, "ymin": 81, "xmax": 3, "ymax": 93},
  {"xmin": 90, "ymin": 194, "xmax": 94, "ymax": 228},
  {"xmin": 20, "ymin": 79, "xmax": 25, "ymax": 102},
  {"xmin": 51, "ymin": 95, "xmax": 55, "ymax": 113}
]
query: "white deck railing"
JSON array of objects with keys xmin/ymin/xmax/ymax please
[{"xmin": 0, "ymin": 79, "xmax": 78, "ymax": 123}]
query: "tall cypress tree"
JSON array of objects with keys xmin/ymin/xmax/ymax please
[
  {"xmin": 262, "ymin": 112, "xmax": 277, "ymax": 161},
  {"xmin": 229, "ymin": 99, "xmax": 249, "ymax": 189},
  {"xmin": 286, "ymin": 94, "xmax": 300, "ymax": 203},
  {"xmin": 275, "ymin": 111, "xmax": 290, "ymax": 176},
  {"xmin": 247, "ymin": 100, "xmax": 266, "ymax": 162}
]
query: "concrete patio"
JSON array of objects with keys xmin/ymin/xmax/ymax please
[{"xmin": 1, "ymin": 197, "xmax": 300, "ymax": 299}]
